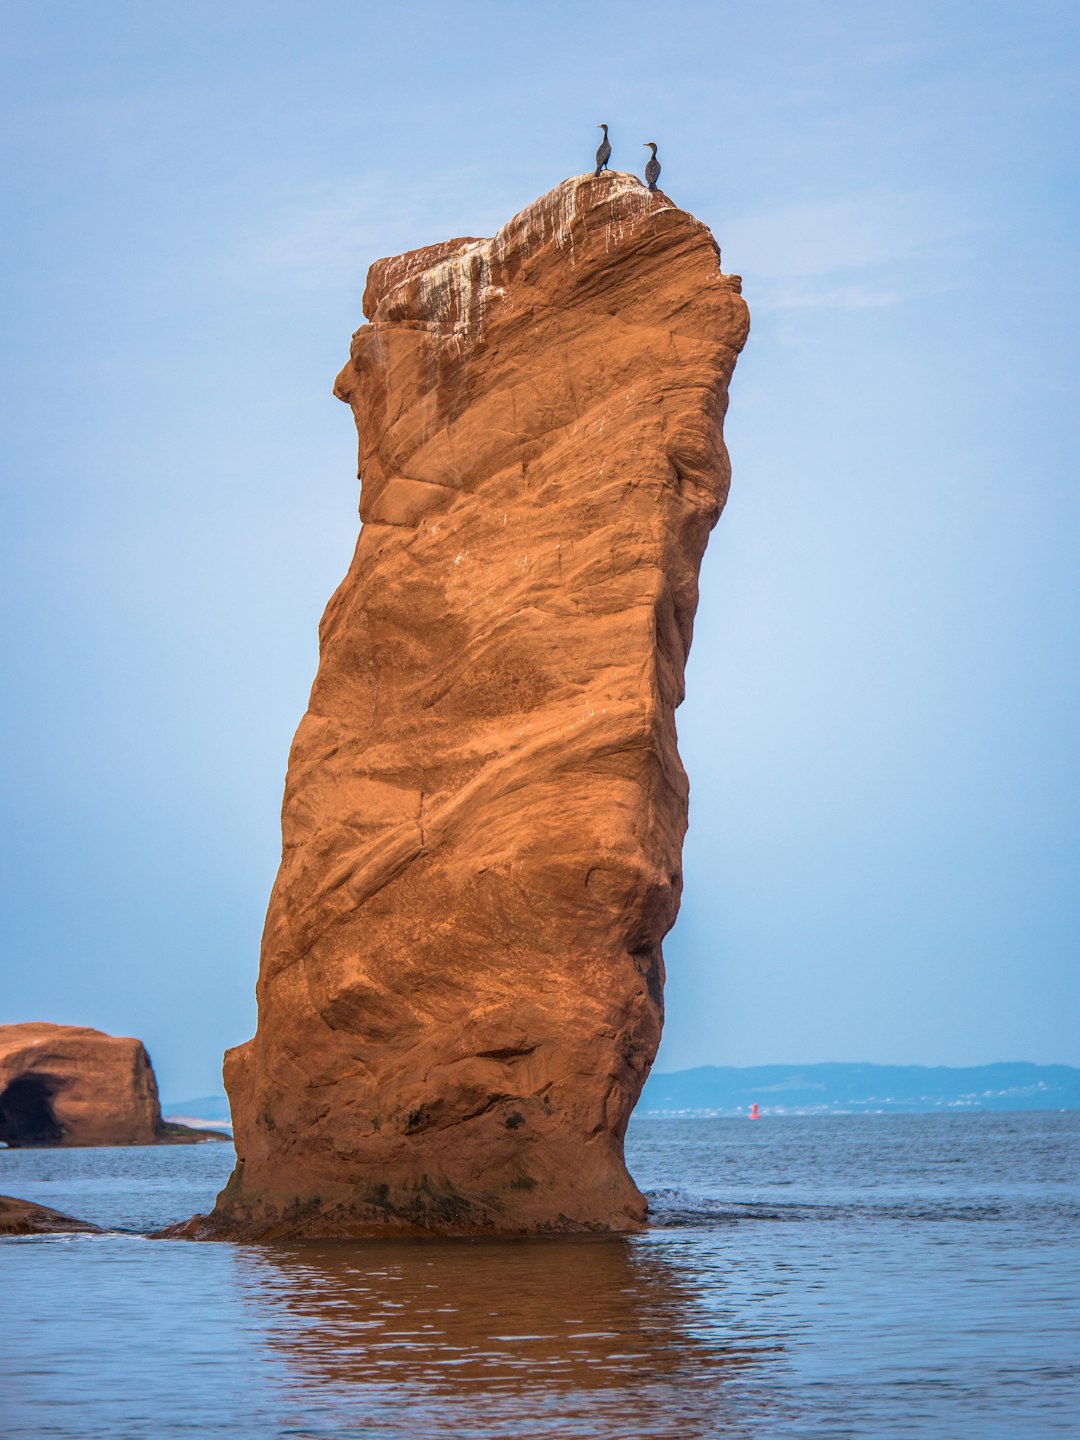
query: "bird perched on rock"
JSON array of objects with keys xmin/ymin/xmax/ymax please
[
  {"xmin": 644, "ymin": 142, "xmax": 661, "ymax": 191},
  {"xmin": 594, "ymin": 123, "xmax": 612, "ymax": 177}
]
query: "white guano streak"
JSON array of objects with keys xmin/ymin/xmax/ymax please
[{"xmin": 384, "ymin": 173, "xmax": 673, "ymax": 342}]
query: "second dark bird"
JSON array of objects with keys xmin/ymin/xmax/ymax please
[
  {"xmin": 644, "ymin": 142, "xmax": 661, "ymax": 192},
  {"xmin": 594, "ymin": 123, "xmax": 612, "ymax": 177}
]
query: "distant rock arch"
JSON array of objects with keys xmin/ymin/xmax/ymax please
[
  {"xmin": 0, "ymin": 1073, "xmax": 64, "ymax": 1147},
  {"xmin": 0, "ymin": 1023, "xmax": 228, "ymax": 1148}
]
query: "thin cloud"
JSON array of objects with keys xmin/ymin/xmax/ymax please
[
  {"xmin": 245, "ymin": 170, "xmax": 501, "ymax": 291},
  {"xmin": 756, "ymin": 282, "xmax": 906, "ymax": 313},
  {"xmin": 724, "ymin": 188, "xmax": 980, "ymax": 312}
]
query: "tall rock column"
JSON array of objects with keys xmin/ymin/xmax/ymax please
[{"xmin": 210, "ymin": 173, "xmax": 748, "ymax": 1238}]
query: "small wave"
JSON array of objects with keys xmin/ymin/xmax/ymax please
[
  {"xmin": 643, "ymin": 1189, "xmax": 1079, "ymax": 1228},
  {"xmin": 644, "ymin": 1188, "xmax": 823, "ymax": 1226}
]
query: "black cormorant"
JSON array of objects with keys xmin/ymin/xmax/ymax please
[
  {"xmin": 644, "ymin": 142, "xmax": 661, "ymax": 192},
  {"xmin": 594, "ymin": 124, "xmax": 612, "ymax": 177}
]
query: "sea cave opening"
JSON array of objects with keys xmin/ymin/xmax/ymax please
[{"xmin": 0, "ymin": 1073, "xmax": 65, "ymax": 1146}]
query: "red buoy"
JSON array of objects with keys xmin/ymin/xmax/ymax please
[{"xmin": 748, "ymin": 1103, "xmax": 760, "ymax": 1120}]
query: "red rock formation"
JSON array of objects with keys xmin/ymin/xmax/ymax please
[
  {"xmin": 206, "ymin": 172, "xmax": 748, "ymax": 1238},
  {"xmin": 0, "ymin": 1022, "xmax": 221, "ymax": 1147},
  {"xmin": 0, "ymin": 1194, "xmax": 100, "ymax": 1234},
  {"xmin": 0, "ymin": 1023, "xmax": 162, "ymax": 1146}
]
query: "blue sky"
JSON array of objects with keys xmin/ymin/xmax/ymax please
[{"xmin": 2, "ymin": 1, "xmax": 1078, "ymax": 1100}]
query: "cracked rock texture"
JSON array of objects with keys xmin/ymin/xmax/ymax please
[{"xmin": 205, "ymin": 172, "xmax": 748, "ymax": 1238}]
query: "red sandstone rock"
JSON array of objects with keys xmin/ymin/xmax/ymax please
[
  {"xmin": 0, "ymin": 1023, "xmax": 161, "ymax": 1146},
  {"xmin": 0, "ymin": 1022, "xmax": 222, "ymax": 1147},
  {"xmin": 206, "ymin": 172, "xmax": 748, "ymax": 1239},
  {"xmin": 0, "ymin": 1193, "xmax": 100, "ymax": 1234}
]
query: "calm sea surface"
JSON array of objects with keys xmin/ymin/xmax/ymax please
[{"xmin": 2, "ymin": 1112, "xmax": 1077, "ymax": 1439}]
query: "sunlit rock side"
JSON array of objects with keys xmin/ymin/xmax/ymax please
[{"xmin": 200, "ymin": 172, "xmax": 749, "ymax": 1239}]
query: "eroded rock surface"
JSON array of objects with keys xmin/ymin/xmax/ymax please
[
  {"xmin": 0, "ymin": 1022, "xmax": 220, "ymax": 1147},
  {"xmin": 207, "ymin": 173, "xmax": 748, "ymax": 1238}
]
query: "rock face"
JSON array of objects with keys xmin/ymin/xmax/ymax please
[
  {"xmin": 209, "ymin": 173, "xmax": 748, "ymax": 1238},
  {"xmin": 0, "ymin": 1022, "xmax": 220, "ymax": 1147}
]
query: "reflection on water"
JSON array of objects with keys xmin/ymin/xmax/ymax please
[
  {"xmin": 240, "ymin": 1235, "xmax": 787, "ymax": 1437},
  {"xmin": 2, "ymin": 1114, "xmax": 1078, "ymax": 1438}
]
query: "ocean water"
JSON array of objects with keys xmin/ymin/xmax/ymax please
[{"xmin": 1, "ymin": 1113, "xmax": 1077, "ymax": 1439}]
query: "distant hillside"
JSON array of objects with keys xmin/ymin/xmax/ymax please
[
  {"xmin": 638, "ymin": 1063, "xmax": 1080, "ymax": 1116},
  {"xmin": 167, "ymin": 1065, "xmax": 1079, "ymax": 1125},
  {"xmin": 162, "ymin": 1094, "xmax": 231, "ymax": 1124}
]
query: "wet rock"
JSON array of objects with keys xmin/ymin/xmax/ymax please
[{"xmin": 0, "ymin": 1194, "xmax": 100, "ymax": 1235}]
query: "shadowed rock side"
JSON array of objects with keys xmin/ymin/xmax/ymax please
[
  {"xmin": 0, "ymin": 1023, "xmax": 225, "ymax": 1147},
  {"xmin": 200, "ymin": 173, "xmax": 748, "ymax": 1239}
]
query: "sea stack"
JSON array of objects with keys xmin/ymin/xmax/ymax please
[{"xmin": 207, "ymin": 172, "xmax": 748, "ymax": 1238}]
